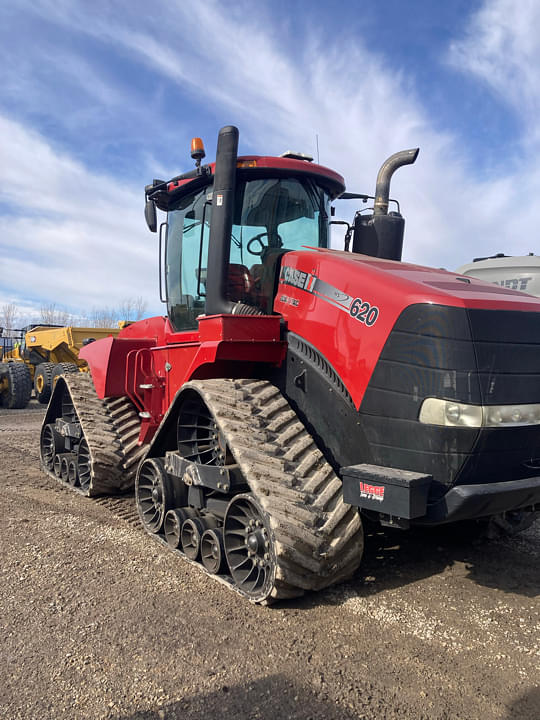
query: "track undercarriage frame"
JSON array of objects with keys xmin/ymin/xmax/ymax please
[{"xmin": 40, "ymin": 373, "xmax": 364, "ymax": 603}]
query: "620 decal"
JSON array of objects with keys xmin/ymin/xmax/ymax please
[{"xmin": 349, "ymin": 297, "xmax": 379, "ymax": 326}]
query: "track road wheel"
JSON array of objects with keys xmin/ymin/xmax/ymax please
[
  {"xmin": 136, "ymin": 458, "xmax": 175, "ymax": 533},
  {"xmin": 1, "ymin": 362, "xmax": 32, "ymax": 409},
  {"xmin": 181, "ymin": 518, "xmax": 205, "ymax": 560},
  {"xmin": 34, "ymin": 362, "xmax": 56, "ymax": 404},
  {"xmin": 201, "ymin": 528, "xmax": 225, "ymax": 574},
  {"xmin": 164, "ymin": 508, "xmax": 197, "ymax": 549},
  {"xmin": 67, "ymin": 459, "xmax": 79, "ymax": 487},
  {"xmin": 51, "ymin": 363, "xmax": 78, "ymax": 392},
  {"xmin": 53, "ymin": 454, "xmax": 62, "ymax": 478},
  {"xmin": 223, "ymin": 494, "xmax": 275, "ymax": 600},
  {"xmin": 60, "ymin": 456, "xmax": 70, "ymax": 482}
]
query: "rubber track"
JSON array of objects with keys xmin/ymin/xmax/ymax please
[
  {"xmin": 42, "ymin": 373, "xmax": 146, "ymax": 496},
  {"xmin": 186, "ymin": 378, "xmax": 364, "ymax": 601}
]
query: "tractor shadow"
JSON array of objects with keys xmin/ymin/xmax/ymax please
[
  {"xmin": 115, "ymin": 673, "xmax": 359, "ymax": 720},
  {"xmin": 331, "ymin": 517, "xmax": 540, "ymax": 599},
  {"xmin": 503, "ymin": 686, "xmax": 540, "ymax": 720},
  {"xmin": 285, "ymin": 517, "xmax": 540, "ymax": 610}
]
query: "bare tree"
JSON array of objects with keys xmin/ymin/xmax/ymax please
[
  {"xmin": 1, "ymin": 303, "xmax": 19, "ymax": 333},
  {"xmin": 85, "ymin": 297, "xmax": 149, "ymax": 328},
  {"xmin": 88, "ymin": 307, "xmax": 118, "ymax": 328},
  {"xmin": 117, "ymin": 296, "xmax": 148, "ymax": 323},
  {"xmin": 40, "ymin": 303, "xmax": 72, "ymax": 326}
]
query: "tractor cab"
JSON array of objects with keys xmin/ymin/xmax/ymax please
[{"xmin": 145, "ymin": 129, "xmax": 345, "ymax": 332}]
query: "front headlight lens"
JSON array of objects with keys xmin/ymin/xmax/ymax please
[{"xmin": 419, "ymin": 398, "xmax": 540, "ymax": 427}]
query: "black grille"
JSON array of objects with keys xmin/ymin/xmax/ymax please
[{"xmin": 360, "ymin": 304, "xmax": 540, "ymax": 492}]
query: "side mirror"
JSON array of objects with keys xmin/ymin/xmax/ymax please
[{"xmin": 145, "ymin": 198, "xmax": 157, "ymax": 232}]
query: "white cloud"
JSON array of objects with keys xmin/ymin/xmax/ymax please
[
  {"xmin": 3, "ymin": 0, "xmax": 540, "ymax": 328},
  {"xmin": 17, "ymin": 0, "xmax": 462, "ymax": 263},
  {"xmin": 0, "ymin": 115, "xmax": 158, "ymax": 319},
  {"xmin": 448, "ymin": 0, "xmax": 540, "ymax": 140}
]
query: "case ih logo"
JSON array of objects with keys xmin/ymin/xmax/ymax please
[
  {"xmin": 279, "ymin": 265, "xmax": 380, "ymax": 328},
  {"xmin": 280, "ymin": 266, "xmax": 316, "ymax": 291},
  {"xmin": 359, "ymin": 481, "xmax": 385, "ymax": 502}
]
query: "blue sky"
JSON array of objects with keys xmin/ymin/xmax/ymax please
[{"xmin": 1, "ymin": 0, "xmax": 539, "ymax": 322}]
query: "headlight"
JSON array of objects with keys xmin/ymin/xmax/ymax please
[{"xmin": 419, "ymin": 398, "xmax": 540, "ymax": 428}]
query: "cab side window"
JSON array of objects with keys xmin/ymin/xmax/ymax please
[{"xmin": 167, "ymin": 187, "xmax": 212, "ymax": 331}]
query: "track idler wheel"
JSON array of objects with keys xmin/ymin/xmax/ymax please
[
  {"xmin": 201, "ymin": 528, "xmax": 225, "ymax": 574},
  {"xmin": 177, "ymin": 392, "xmax": 230, "ymax": 465},
  {"xmin": 164, "ymin": 508, "xmax": 197, "ymax": 549},
  {"xmin": 77, "ymin": 438, "xmax": 91, "ymax": 493},
  {"xmin": 136, "ymin": 458, "xmax": 178, "ymax": 533},
  {"xmin": 40, "ymin": 423, "xmax": 64, "ymax": 471},
  {"xmin": 223, "ymin": 494, "xmax": 275, "ymax": 600}
]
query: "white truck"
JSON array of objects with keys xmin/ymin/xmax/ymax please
[{"xmin": 456, "ymin": 253, "xmax": 540, "ymax": 296}]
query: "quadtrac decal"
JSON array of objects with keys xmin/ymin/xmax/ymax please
[{"xmin": 279, "ymin": 265, "xmax": 379, "ymax": 327}]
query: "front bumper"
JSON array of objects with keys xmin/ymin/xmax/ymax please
[{"xmin": 419, "ymin": 476, "xmax": 540, "ymax": 525}]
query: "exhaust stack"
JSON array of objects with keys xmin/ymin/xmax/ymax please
[
  {"xmin": 205, "ymin": 125, "xmax": 239, "ymax": 316},
  {"xmin": 373, "ymin": 148, "xmax": 419, "ymax": 216},
  {"xmin": 352, "ymin": 147, "xmax": 419, "ymax": 261}
]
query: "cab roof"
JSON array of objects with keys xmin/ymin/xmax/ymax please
[{"xmin": 151, "ymin": 155, "xmax": 346, "ymax": 211}]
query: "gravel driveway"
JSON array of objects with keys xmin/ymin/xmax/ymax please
[{"xmin": 1, "ymin": 404, "xmax": 538, "ymax": 719}]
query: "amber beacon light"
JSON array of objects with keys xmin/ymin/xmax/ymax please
[{"xmin": 191, "ymin": 137, "xmax": 206, "ymax": 166}]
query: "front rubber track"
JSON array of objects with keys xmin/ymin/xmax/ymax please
[{"xmin": 184, "ymin": 379, "xmax": 364, "ymax": 602}]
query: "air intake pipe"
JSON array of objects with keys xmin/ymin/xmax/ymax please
[
  {"xmin": 352, "ymin": 148, "xmax": 419, "ymax": 261},
  {"xmin": 205, "ymin": 125, "xmax": 239, "ymax": 316}
]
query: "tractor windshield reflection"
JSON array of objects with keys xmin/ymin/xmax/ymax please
[
  {"xmin": 227, "ymin": 177, "xmax": 330, "ymax": 312},
  {"xmin": 166, "ymin": 177, "xmax": 330, "ymax": 331},
  {"xmin": 231, "ymin": 177, "xmax": 329, "ymax": 265}
]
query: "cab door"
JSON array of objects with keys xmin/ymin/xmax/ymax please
[{"xmin": 165, "ymin": 186, "xmax": 212, "ymax": 333}]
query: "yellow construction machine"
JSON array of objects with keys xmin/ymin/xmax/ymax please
[
  {"xmin": 0, "ymin": 326, "xmax": 32, "ymax": 408},
  {"xmin": 0, "ymin": 324, "xmax": 120, "ymax": 408}
]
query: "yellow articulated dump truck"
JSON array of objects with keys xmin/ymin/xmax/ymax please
[{"xmin": 0, "ymin": 324, "xmax": 120, "ymax": 409}]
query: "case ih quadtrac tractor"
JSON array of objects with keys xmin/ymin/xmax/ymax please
[{"xmin": 41, "ymin": 126, "xmax": 540, "ymax": 603}]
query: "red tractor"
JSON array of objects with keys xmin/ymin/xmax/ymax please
[{"xmin": 41, "ymin": 126, "xmax": 540, "ymax": 603}]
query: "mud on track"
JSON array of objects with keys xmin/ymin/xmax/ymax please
[{"xmin": 1, "ymin": 404, "xmax": 538, "ymax": 720}]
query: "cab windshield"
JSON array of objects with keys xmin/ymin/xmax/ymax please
[{"xmin": 166, "ymin": 176, "xmax": 330, "ymax": 331}]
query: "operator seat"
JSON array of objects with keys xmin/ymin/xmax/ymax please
[{"xmin": 227, "ymin": 263, "xmax": 259, "ymax": 306}]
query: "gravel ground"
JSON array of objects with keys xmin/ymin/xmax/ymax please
[{"xmin": 1, "ymin": 403, "xmax": 538, "ymax": 719}]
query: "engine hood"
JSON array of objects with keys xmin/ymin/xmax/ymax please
[{"xmin": 274, "ymin": 248, "xmax": 540, "ymax": 410}]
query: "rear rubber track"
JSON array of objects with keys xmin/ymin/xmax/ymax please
[
  {"xmin": 41, "ymin": 372, "xmax": 146, "ymax": 496},
  {"xmin": 186, "ymin": 378, "xmax": 364, "ymax": 601}
]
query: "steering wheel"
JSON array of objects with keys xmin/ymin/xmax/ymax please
[{"xmin": 246, "ymin": 232, "xmax": 283, "ymax": 256}]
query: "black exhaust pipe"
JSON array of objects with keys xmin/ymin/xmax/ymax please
[
  {"xmin": 205, "ymin": 125, "xmax": 239, "ymax": 316},
  {"xmin": 352, "ymin": 147, "xmax": 419, "ymax": 261}
]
